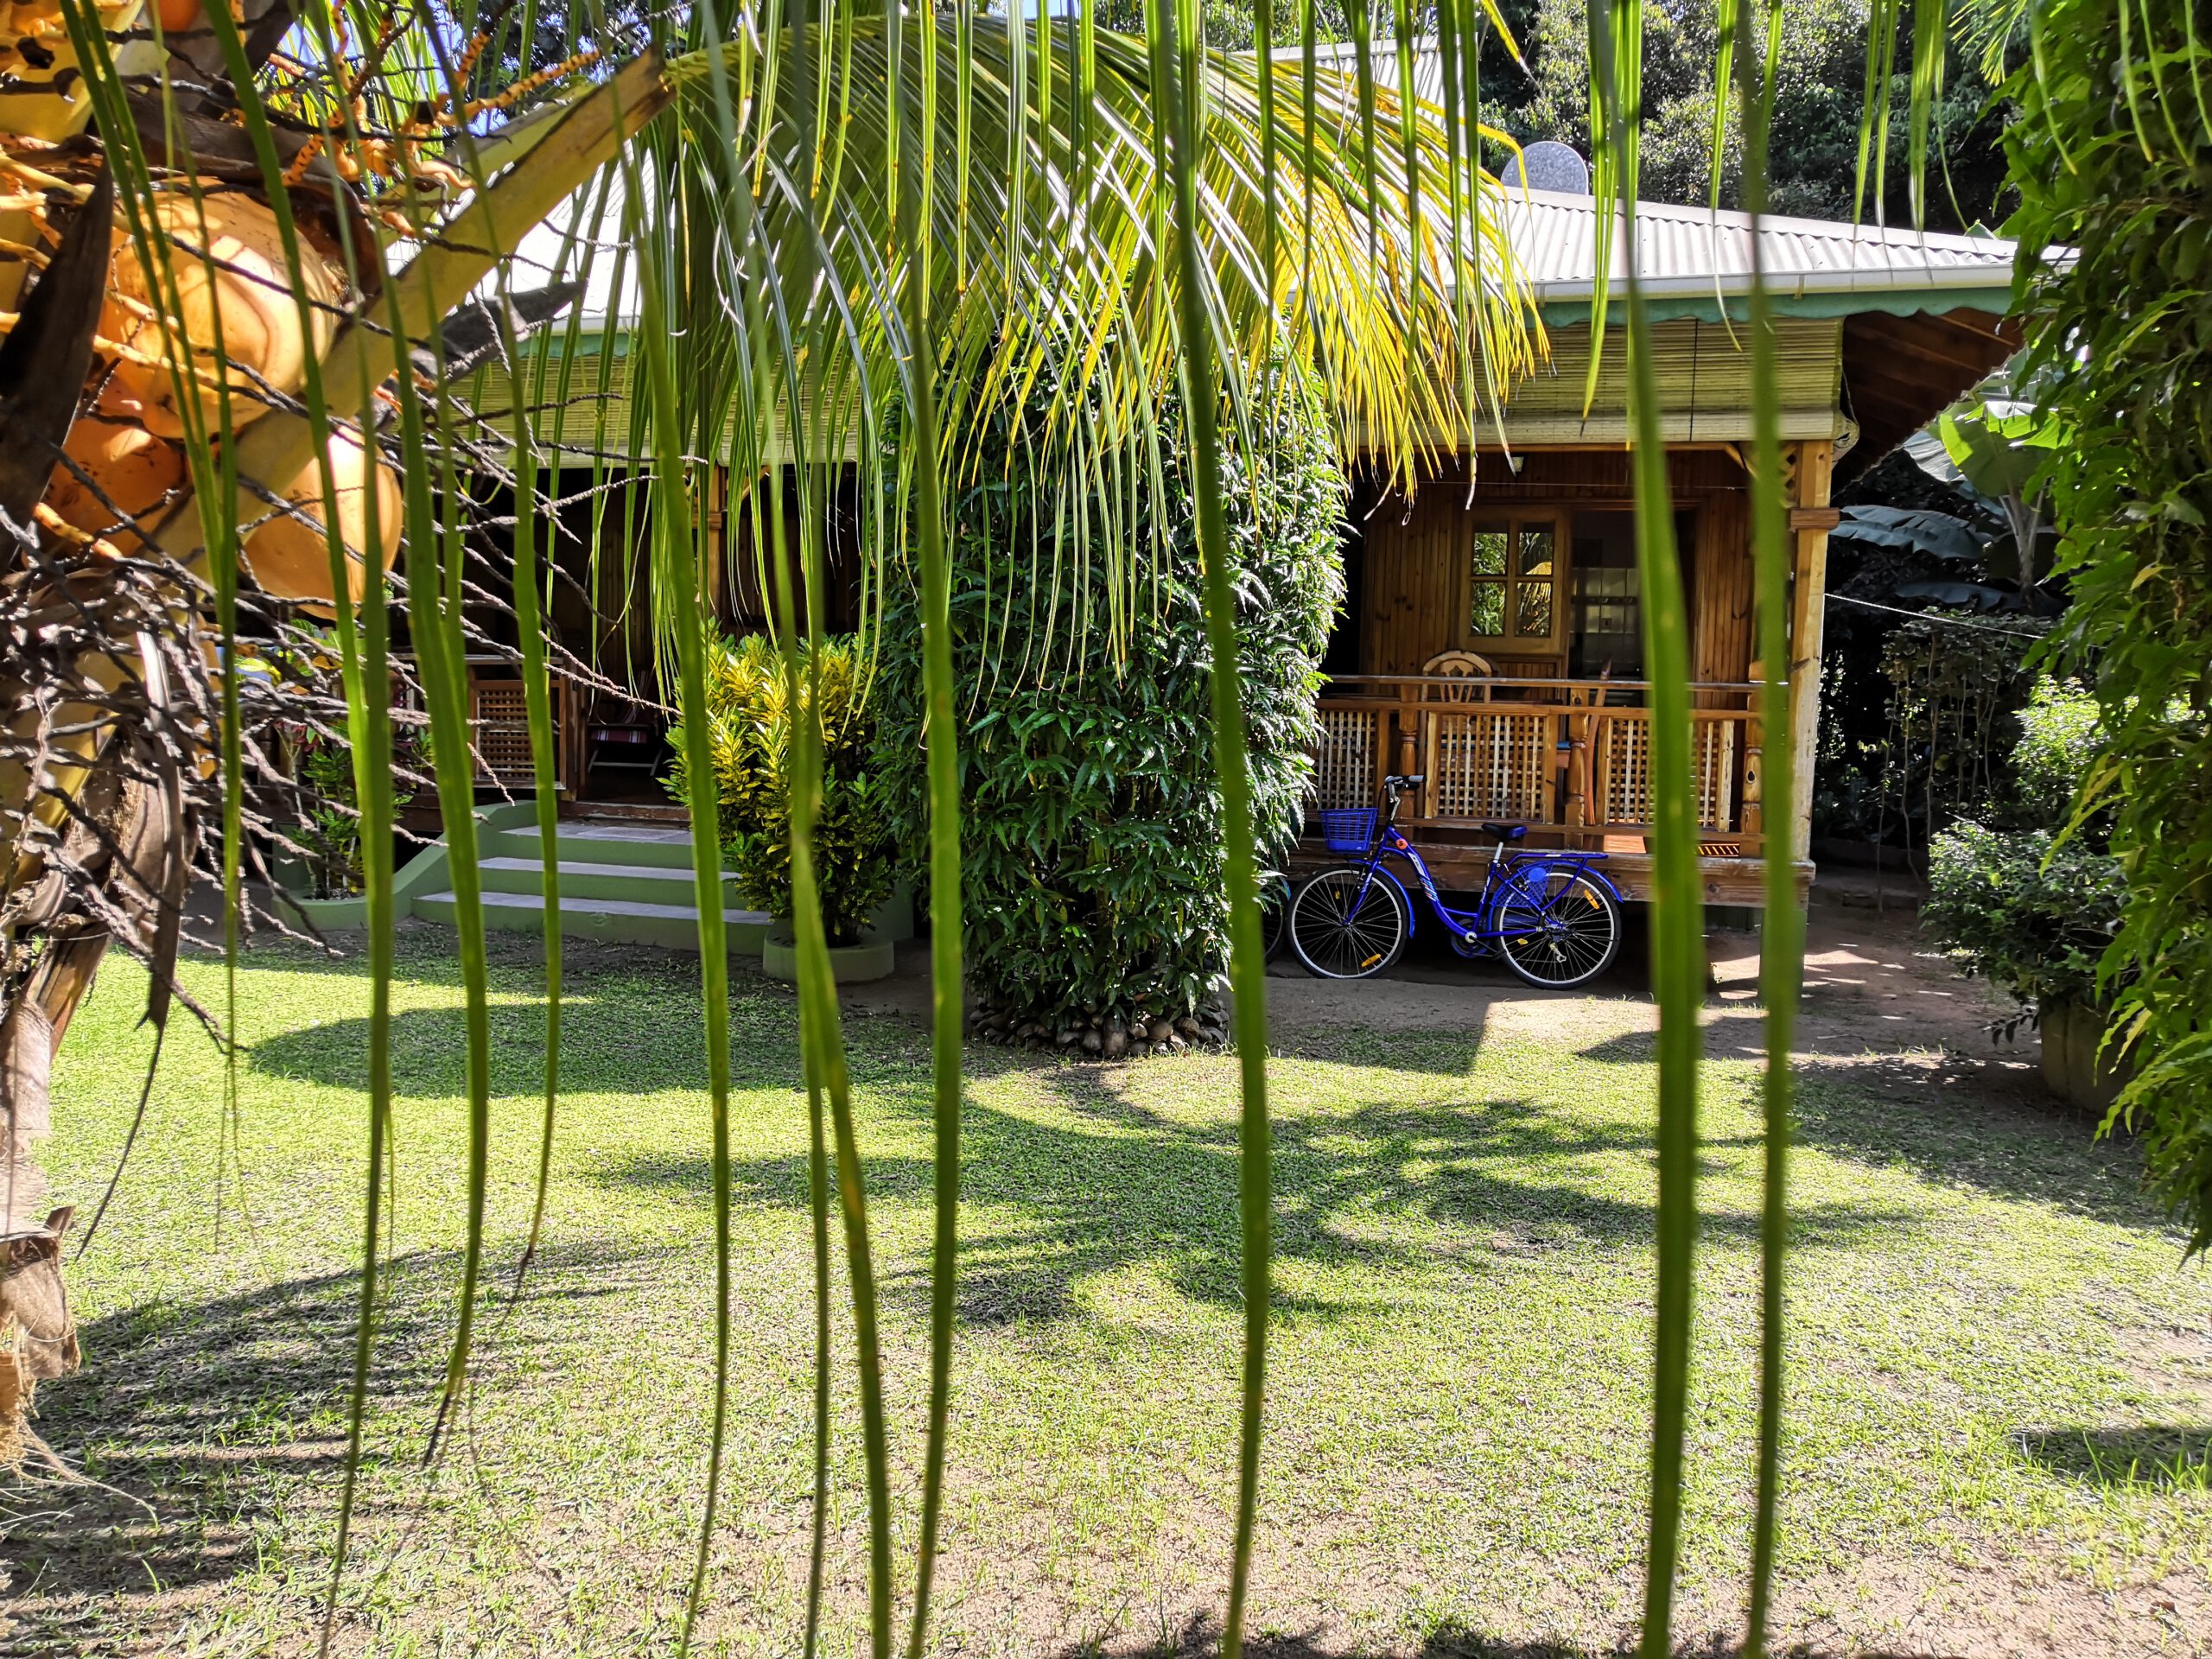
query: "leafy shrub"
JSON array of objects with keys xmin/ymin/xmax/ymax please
[
  {"xmin": 265, "ymin": 632, "xmax": 423, "ymax": 899},
  {"xmin": 283, "ymin": 727, "xmax": 422, "ymax": 898},
  {"xmin": 1923, "ymin": 822, "xmax": 2123, "ymax": 1009},
  {"xmin": 668, "ymin": 632, "xmax": 893, "ymax": 944},
  {"xmin": 873, "ymin": 361, "xmax": 1345, "ymax": 1026},
  {"xmin": 2007, "ymin": 678, "xmax": 2105, "ymax": 827},
  {"xmin": 1923, "ymin": 680, "xmax": 2121, "ymax": 1011}
]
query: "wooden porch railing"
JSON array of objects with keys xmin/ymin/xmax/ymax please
[{"xmin": 1312, "ymin": 676, "xmax": 1765, "ymax": 854}]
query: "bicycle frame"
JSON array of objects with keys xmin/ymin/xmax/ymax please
[{"xmin": 1343, "ymin": 793, "xmax": 1624, "ymax": 950}]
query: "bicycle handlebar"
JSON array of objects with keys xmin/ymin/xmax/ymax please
[{"xmin": 1382, "ymin": 774, "xmax": 1424, "ymax": 825}]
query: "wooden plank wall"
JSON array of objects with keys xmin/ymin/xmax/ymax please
[
  {"xmin": 1693, "ymin": 489, "xmax": 1751, "ymax": 701},
  {"xmin": 1358, "ymin": 480, "xmax": 1474, "ymax": 673},
  {"xmin": 1358, "ymin": 448, "xmax": 1758, "ymax": 683}
]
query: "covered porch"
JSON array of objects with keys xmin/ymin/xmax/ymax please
[
  {"xmin": 1304, "ymin": 672, "xmax": 1781, "ymax": 905},
  {"xmin": 1297, "ymin": 441, "xmax": 1841, "ymax": 906}
]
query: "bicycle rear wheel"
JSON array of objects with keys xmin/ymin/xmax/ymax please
[
  {"xmin": 1289, "ymin": 867, "xmax": 1409, "ymax": 980},
  {"xmin": 1495, "ymin": 868, "xmax": 1621, "ymax": 989}
]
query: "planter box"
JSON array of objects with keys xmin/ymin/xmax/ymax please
[
  {"xmin": 761, "ymin": 925, "xmax": 898, "ymax": 985},
  {"xmin": 867, "ymin": 880, "xmax": 916, "ymax": 944},
  {"xmin": 275, "ymin": 886, "xmax": 373, "ymax": 931},
  {"xmin": 2040, "ymin": 996, "xmax": 2132, "ymax": 1114}
]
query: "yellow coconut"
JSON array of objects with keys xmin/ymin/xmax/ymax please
[
  {"xmin": 241, "ymin": 429, "xmax": 402, "ymax": 610},
  {"xmin": 102, "ymin": 188, "xmax": 345, "ymax": 440},
  {"xmin": 41, "ymin": 412, "xmax": 186, "ymax": 543}
]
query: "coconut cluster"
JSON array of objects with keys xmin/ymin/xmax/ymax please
[{"xmin": 44, "ymin": 182, "xmax": 401, "ymax": 610}]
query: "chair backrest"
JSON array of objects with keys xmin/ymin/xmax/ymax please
[{"xmin": 1421, "ymin": 649, "xmax": 1493, "ymax": 702}]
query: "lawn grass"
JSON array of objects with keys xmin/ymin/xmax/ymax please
[{"xmin": 5, "ymin": 926, "xmax": 2209, "ymax": 1656}]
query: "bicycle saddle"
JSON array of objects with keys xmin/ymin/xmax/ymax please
[
  {"xmin": 1479, "ymin": 823, "xmax": 1529, "ymax": 842},
  {"xmin": 1383, "ymin": 773, "xmax": 1426, "ymax": 790}
]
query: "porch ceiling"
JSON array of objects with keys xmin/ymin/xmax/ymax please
[{"xmin": 1835, "ymin": 307, "xmax": 2023, "ymax": 485}]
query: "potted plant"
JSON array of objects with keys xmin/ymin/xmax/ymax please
[
  {"xmin": 1924, "ymin": 681, "xmax": 2129, "ymax": 1109},
  {"xmin": 669, "ymin": 631, "xmax": 899, "ymax": 982}
]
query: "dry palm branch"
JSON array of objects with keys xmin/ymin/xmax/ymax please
[{"xmin": 0, "ymin": 0, "xmax": 656, "ymax": 1436}]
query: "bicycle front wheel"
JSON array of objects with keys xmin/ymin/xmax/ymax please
[
  {"xmin": 1289, "ymin": 867, "xmax": 1409, "ymax": 980},
  {"xmin": 1259, "ymin": 872, "xmax": 1291, "ymax": 960},
  {"xmin": 1495, "ymin": 868, "xmax": 1622, "ymax": 989}
]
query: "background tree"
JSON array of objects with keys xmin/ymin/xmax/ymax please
[
  {"xmin": 1161, "ymin": 0, "xmax": 2014, "ymax": 227},
  {"xmin": 1496, "ymin": 0, "xmax": 2012, "ymax": 228}
]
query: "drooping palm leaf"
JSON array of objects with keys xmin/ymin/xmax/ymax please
[{"xmin": 16, "ymin": 0, "xmax": 1998, "ymax": 1649}]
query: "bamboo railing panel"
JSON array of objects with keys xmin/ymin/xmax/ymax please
[{"xmin": 1311, "ymin": 675, "xmax": 1762, "ymax": 850}]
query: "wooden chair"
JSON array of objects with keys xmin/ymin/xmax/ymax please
[
  {"xmin": 1421, "ymin": 649, "xmax": 1494, "ymax": 702},
  {"xmin": 1568, "ymin": 664, "xmax": 1620, "ymax": 710}
]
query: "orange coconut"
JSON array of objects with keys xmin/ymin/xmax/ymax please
[
  {"xmin": 102, "ymin": 187, "xmax": 344, "ymax": 440},
  {"xmin": 240, "ymin": 429, "xmax": 402, "ymax": 609},
  {"xmin": 41, "ymin": 413, "xmax": 186, "ymax": 543}
]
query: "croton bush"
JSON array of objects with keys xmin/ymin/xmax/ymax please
[
  {"xmin": 669, "ymin": 631, "xmax": 893, "ymax": 945},
  {"xmin": 874, "ymin": 361, "xmax": 1346, "ymax": 1027}
]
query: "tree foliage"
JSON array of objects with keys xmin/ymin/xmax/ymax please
[
  {"xmin": 1492, "ymin": 0, "xmax": 2012, "ymax": 228},
  {"xmin": 873, "ymin": 362, "xmax": 1344, "ymax": 1027},
  {"xmin": 2003, "ymin": 0, "xmax": 2212, "ymax": 1250}
]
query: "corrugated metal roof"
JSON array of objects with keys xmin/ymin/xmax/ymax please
[
  {"xmin": 1268, "ymin": 42, "xmax": 2041, "ymax": 313},
  {"xmin": 1497, "ymin": 188, "xmax": 2024, "ymax": 304}
]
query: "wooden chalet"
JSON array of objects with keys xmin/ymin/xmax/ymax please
[
  {"xmin": 1300, "ymin": 189, "xmax": 2036, "ymax": 906},
  {"xmin": 456, "ymin": 190, "xmax": 2035, "ymax": 912}
]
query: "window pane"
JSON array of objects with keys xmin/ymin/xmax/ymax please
[
  {"xmin": 1470, "ymin": 530, "xmax": 1509, "ymax": 577},
  {"xmin": 1518, "ymin": 524, "xmax": 1554, "ymax": 581},
  {"xmin": 1471, "ymin": 582, "xmax": 1505, "ymax": 637},
  {"xmin": 1516, "ymin": 580, "xmax": 1554, "ymax": 638}
]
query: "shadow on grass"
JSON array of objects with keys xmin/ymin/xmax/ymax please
[
  {"xmin": 603, "ymin": 1069, "xmax": 1914, "ymax": 1329},
  {"xmin": 1049, "ymin": 1612, "xmax": 1927, "ymax": 1656},
  {"xmin": 1572, "ymin": 1028, "xmax": 2164, "ymax": 1235},
  {"xmin": 2015, "ymin": 1425, "xmax": 2212, "ymax": 1492},
  {"xmin": 0, "ymin": 1243, "xmax": 636, "ymax": 1643}
]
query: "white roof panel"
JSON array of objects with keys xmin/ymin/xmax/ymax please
[{"xmin": 1497, "ymin": 188, "xmax": 2027, "ymax": 303}]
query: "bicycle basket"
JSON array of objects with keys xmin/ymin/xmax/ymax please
[{"xmin": 1316, "ymin": 807, "xmax": 1377, "ymax": 853}]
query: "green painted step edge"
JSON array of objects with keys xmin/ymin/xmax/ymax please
[
  {"xmin": 414, "ymin": 889, "xmax": 773, "ymax": 955},
  {"xmin": 486, "ymin": 823, "xmax": 700, "ymax": 871},
  {"xmin": 274, "ymin": 799, "xmax": 536, "ymax": 930},
  {"xmin": 475, "ymin": 855, "xmax": 743, "ymax": 906}
]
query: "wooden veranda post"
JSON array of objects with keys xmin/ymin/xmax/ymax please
[
  {"xmin": 1742, "ymin": 657, "xmax": 1764, "ymax": 851},
  {"xmin": 1784, "ymin": 441, "xmax": 1837, "ymax": 864}
]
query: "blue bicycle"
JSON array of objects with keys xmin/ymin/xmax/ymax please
[{"xmin": 1287, "ymin": 774, "xmax": 1625, "ymax": 988}]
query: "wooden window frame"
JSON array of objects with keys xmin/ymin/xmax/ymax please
[{"xmin": 1459, "ymin": 509, "xmax": 1569, "ymax": 657}]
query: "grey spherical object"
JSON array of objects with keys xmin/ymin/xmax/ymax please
[{"xmin": 1502, "ymin": 141, "xmax": 1591, "ymax": 195}]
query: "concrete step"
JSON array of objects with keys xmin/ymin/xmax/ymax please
[
  {"xmin": 474, "ymin": 854, "xmax": 742, "ymax": 907},
  {"xmin": 486, "ymin": 819, "xmax": 700, "ymax": 871},
  {"xmin": 414, "ymin": 887, "xmax": 772, "ymax": 954}
]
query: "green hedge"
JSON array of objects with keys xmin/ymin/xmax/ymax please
[{"xmin": 874, "ymin": 364, "xmax": 1346, "ymax": 1026}]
